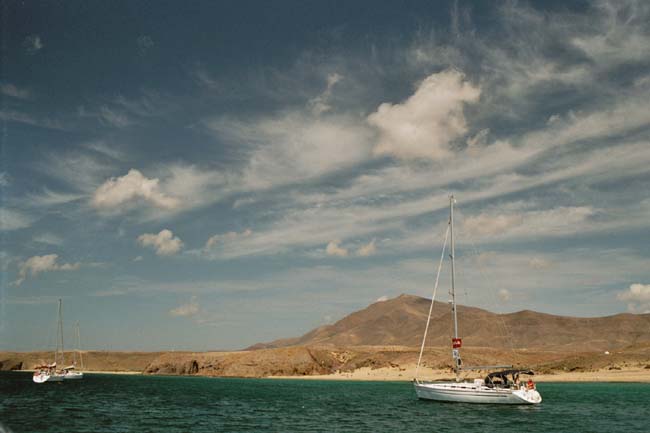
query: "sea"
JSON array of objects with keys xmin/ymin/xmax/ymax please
[{"xmin": 1, "ymin": 372, "xmax": 649, "ymax": 432}]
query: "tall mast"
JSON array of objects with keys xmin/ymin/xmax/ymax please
[
  {"xmin": 72, "ymin": 322, "xmax": 78, "ymax": 366},
  {"xmin": 450, "ymin": 196, "xmax": 458, "ymax": 340},
  {"xmin": 77, "ymin": 321, "xmax": 84, "ymax": 371},
  {"xmin": 449, "ymin": 195, "xmax": 461, "ymax": 377},
  {"xmin": 58, "ymin": 298, "xmax": 65, "ymax": 367}
]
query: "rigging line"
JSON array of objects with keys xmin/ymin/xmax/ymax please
[{"xmin": 415, "ymin": 224, "xmax": 450, "ymax": 380}]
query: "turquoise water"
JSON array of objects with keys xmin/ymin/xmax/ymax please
[{"xmin": 1, "ymin": 372, "xmax": 649, "ymax": 432}]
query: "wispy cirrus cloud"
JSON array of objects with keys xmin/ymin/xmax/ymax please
[
  {"xmin": 0, "ymin": 110, "xmax": 65, "ymax": 130},
  {"xmin": 308, "ymin": 72, "xmax": 343, "ymax": 115},
  {"xmin": 169, "ymin": 296, "xmax": 200, "ymax": 317},
  {"xmin": 23, "ymin": 34, "xmax": 44, "ymax": 54},
  {"xmin": 0, "ymin": 83, "xmax": 32, "ymax": 100},
  {"xmin": 208, "ymin": 111, "xmax": 373, "ymax": 190},
  {"xmin": 0, "ymin": 208, "xmax": 33, "ymax": 231},
  {"xmin": 32, "ymin": 233, "xmax": 64, "ymax": 246}
]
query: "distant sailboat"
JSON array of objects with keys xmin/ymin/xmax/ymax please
[
  {"xmin": 33, "ymin": 299, "xmax": 66, "ymax": 383},
  {"xmin": 63, "ymin": 321, "xmax": 84, "ymax": 380},
  {"xmin": 413, "ymin": 196, "xmax": 542, "ymax": 404}
]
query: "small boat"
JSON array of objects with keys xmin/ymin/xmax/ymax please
[
  {"xmin": 63, "ymin": 321, "xmax": 84, "ymax": 380},
  {"xmin": 33, "ymin": 363, "xmax": 63, "ymax": 383},
  {"xmin": 413, "ymin": 196, "xmax": 542, "ymax": 405},
  {"xmin": 62, "ymin": 366, "xmax": 83, "ymax": 380},
  {"xmin": 33, "ymin": 299, "xmax": 67, "ymax": 384}
]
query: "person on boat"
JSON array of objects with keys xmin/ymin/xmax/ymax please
[{"xmin": 527, "ymin": 378, "xmax": 535, "ymax": 390}]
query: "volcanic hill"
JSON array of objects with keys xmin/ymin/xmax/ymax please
[{"xmin": 247, "ymin": 294, "xmax": 650, "ymax": 352}]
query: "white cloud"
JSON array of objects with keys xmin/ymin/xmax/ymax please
[
  {"xmin": 0, "ymin": 83, "xmax": 31, "ymax": 99},
  {"xmin": 169, "ymin": 296, "xmax": 200, "ymax": 317},
  {"xmin": 570, "ymin": 2, "xmax": 650, "ymax": 67},
  {"xmin": 0, "ymin": 208, "xmax": 33, "ymax": 231},
  {"xmin": 617, "ymin": 283, "xmax": 650, "ymax": 314},
  {"xmin": 137, "ymin": 229, "xmax": 184, "ymax": 256},
  {"xmin": 205, "ymin": 228, "xmax": 252, "ymax": 249},
  {"xmin": 24, "ymin": 35, "xmax": 43, "ymax": 53},
  {"xmin": 92, "ymin": 169, "xmax": 180, "ymax": 212},
  {"xmin": 210, "ymin": 111, "xmax": 373, "ymax": 189},
  {"xmin": 375, "ymin": 295, "xmax": 389, "ymax": 303},
  {"xmin": 326, "ymin": 240, "xmax": 348, "ymax": 257},
  {"xmin": 133, "ymin": 256, "xmax": 143, "ymax": 262},
  {"xmin": 308, "ymin": 72, "xmax": 343, "ymax": 115},
  {"xmin": 356, "ymin": 239, "xmax": 377, "ymax": 257},
  {"xmin": 529, "ymin": 257, "xmax": 551, "ymax": 270},
  {"xmin": 91, "ymin": 165, "xmax": 227, "ymax": 218},
  {"xmin": 83, "ymin": 140, "xmax": 125, "ymax": 160},
  {"xmin": 158, "ymin": 164, "xmax": 227, "ymax": 211},
  {"xmin": 520, "ymin": 98, "xmax": 650, "ymax": 152},
  {"xmin": 461, "ymin": 206, "xmax": 596, "ymax": 240},
  {"xmin": 15, "ymin": 254, "xmax": 81, "ymax": 286},
  {"xmin": 32, "ymin": 233, "xmax": 64, "ymax": 246},
  {"xmin": 26, "ymin": 189, "xmax": 85, "ymax": 207},
  {"xmin": 367, "ymin": 69, "xmax": 480, "ymax": 160},
  {"xmin": 200, "ymin": 134, "xmax": 650, "ymax": 259},
  {"xmin": 498, "ymin": 289, "xmax": 511, "ymax": 302},
  {"xmin": 462, "ymin": 213, "xmax": 524, "ymax": 237},
  {"xmin": 99, "ymin": 106, "xmax": 133, "ymax": 128},
  {"xmin": 0, "ymin": 172, "xmax": 8, "ymax": 187},
  {"xmin": 113, "ymin": 91, "xmax": 175, "ymax": 118},
  {"xmin": 194, "ymin": 66, "xmax": 220, "ymax": 90},
  {"xmin": 0, "ymin": 109, "xmax": 64, "ymax": 130}
]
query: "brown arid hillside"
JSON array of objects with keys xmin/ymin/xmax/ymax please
[
  {"xmin": 0, "ymin": 351, "xmax": 163, "ymax": 372},
  {"xmin": 3, "ymin": 295, "xmax": 649, "ymax": 379},
  {"xmin": 247, "ymin": 294, "xmax": 650, "ymax": 352}
]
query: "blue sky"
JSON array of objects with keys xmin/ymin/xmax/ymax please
[{"xmin": 2, "ymin": 0, "xmax": 650, "ymax": 351}]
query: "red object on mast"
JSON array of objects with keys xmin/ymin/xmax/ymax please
[{"xmin": 452, "ymin": 338, "xmax": 462, "ymax": 348}]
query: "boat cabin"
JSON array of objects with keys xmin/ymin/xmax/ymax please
[{"xmin": 484, "ymin": 369, "xmax": 535, "ymax": 388}]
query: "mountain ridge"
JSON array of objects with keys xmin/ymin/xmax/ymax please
[{"xmin": 247, "ymin": 294, "xmax": 650, "ymax": 351}]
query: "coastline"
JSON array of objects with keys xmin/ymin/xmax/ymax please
[
  {"xmin": 9, "ymin": 366, "xmax": 650, "ymax": 382},
  {"xmin": 18, "ymin": 369, "xmax": 142, "ymax": 375},
  {"xmin": 267, "ymin": 365, "xmax": 650, "ymax": 383}
]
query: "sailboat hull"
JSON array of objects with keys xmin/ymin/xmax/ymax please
[
  {"xmin": 33, "ymin": 373, "xmax": 50, "ymax": 383},
  {"xmin": 63, "ymin": 371, "xmax": 83, "ymax": 380},
  {"xmin": 414, "ymin": 381, "xmax": 542, "ymax": 405},
  {"xmin": 33, "ymin": 372, "xmax": 65, "ymax": 383}
]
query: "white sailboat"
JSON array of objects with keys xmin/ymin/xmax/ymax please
[
  {"xmin": 63, "ymin": 321, "xmax": 84, "ymax": 380},
  {"xmin": 413, "ymin": 196, "xmax": 542, "ymax": 405},
  {"xmin": 33, "ymin": 299, "xmax": 66, "ymax": 383}
]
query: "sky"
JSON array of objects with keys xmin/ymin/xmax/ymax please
[{"xmin": 1, "ymin": 0, "xmax": 650, "ymax": 351}]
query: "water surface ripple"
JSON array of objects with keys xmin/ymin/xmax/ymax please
[{"xmin": 2, "ymin": 372, "xmax": 649, "ymax": 432}]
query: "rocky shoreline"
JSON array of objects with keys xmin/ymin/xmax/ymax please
[{"xmin": 3, "ymin": 344, "xmax": 649, "ymax": 381}]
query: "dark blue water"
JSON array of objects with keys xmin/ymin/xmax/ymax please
[{"xmin": 1, "ymin": 372, "xmax": 649, "ymax": 432}]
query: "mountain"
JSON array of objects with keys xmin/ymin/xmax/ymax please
[{"xmin": 248, "ymin": 294, "xmax": 650, "ymax": 352}]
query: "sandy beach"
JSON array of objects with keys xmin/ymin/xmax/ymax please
[
  {"xmin": 15, "ymin": 365, "xmax": 650, "ymax": 382},
  {"xmin": 269, "ymin": 365, "xmax": 650, "ymax": 383}
]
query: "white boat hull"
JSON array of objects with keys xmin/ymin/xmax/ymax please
[
  {"xmin": 414, "ymin": 381, "xmax": 542, "ymax": 405},
  {"xmin": 33, "ymin": 372, "xmax": 50, "ymax": 383},
  {"xmin": 63, "ymin": 371, "xmax": 83, "ymax": 380},
  {"xmin": 33, "ymin": 372, "xmax": 65, "ymax": 383}
]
